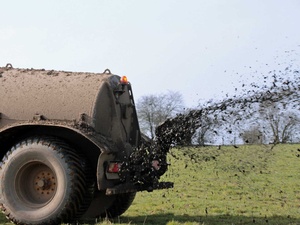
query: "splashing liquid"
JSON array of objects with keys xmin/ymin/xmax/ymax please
[
  {"xmin": 126, "ymin": 67, "xmax": 300, "ymax": 187},
  {"xmin": 156, "ymin": 70, "xmax": 300, "ymax": 153}
]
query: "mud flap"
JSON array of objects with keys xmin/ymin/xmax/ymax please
[{"xmin": 97, "ymin": 152, "xmax": 119, "ymax": 190}]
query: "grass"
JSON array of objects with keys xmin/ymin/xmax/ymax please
[{"xmin": 1, "ymin": 144, "xmax": 300, "ymax": 224}]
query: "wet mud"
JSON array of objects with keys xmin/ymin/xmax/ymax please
[
  {"xmin": 155, "ymin": 68, "xmax": 300, "ymax": 153},
  {"xmin": 128, "ymin": 67, "xmax": 300, "ymax": 185}
]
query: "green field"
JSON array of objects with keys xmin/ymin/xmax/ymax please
[{"xmin": 1, "ymin": 144, "xmax": 300, "ymax": 225}]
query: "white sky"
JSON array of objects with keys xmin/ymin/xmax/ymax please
[{"xmin": 1, "ymin": 0, "xmax": 299, "ymax": 107}]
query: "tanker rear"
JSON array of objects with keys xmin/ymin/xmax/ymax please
[{"xmin": 0, "ymin": 65, "xmax": 147, "ymax": 224}]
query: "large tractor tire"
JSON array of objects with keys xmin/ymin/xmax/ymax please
[
  {"xmin": 0, "ymin": 137, "xmax": 94, "ymax": 225},
  {"xmin": 100, "ymin": 192, "xmax": 136, "ymax": 218},
  {"xmin": 81, "ymin": 191, "xmax": 136, "ymax": 220}
]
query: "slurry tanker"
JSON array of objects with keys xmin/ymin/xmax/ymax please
[{"xmin": 0, "ymin": 64, "xmax": 172, "ymax": 225}]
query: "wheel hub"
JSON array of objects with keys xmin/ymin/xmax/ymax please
[{"xmin": 34, "ymin": 171, "xmax": 56, "ymax": 195}]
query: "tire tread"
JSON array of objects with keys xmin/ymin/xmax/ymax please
[{"xmin": 0, "ymin": 136, "xmax": 94, "ymax": 225}]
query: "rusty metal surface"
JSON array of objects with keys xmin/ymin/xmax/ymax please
[{"xmin": 0, "ymin": 67, "xmax": 116, "ymax": 125}]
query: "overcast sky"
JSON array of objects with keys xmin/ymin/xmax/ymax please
[{"xmin": 1, "ymin": 0, "xmax": 299, "ymax": 107}]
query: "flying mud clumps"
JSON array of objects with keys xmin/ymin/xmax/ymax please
[
  {"xmin": 155, "ymin": 69, "xmax": 300, "ymax": 153},
  {"xmin": 125, "ymin": 68, "xmax": 300, "ymax": 187}
]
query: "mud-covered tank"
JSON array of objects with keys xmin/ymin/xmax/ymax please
[{"xmin": 0, "ymin": 64, "xmax": 172, "ymax": 225}]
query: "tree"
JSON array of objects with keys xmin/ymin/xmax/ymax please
[
  {"xmin": 259, "ymin": 102, "xmax": 300, "ymax": 144},
  {"xmin": 241, "ymin": 126, "xmax": 263, "ymax": 144},
  {"xmin": 137, "ymin": 91, "xmax": 184, "ymax": 139},
  {"xmin": 192, "ymin": 114, "xmax": 219, "ymax": 146}
]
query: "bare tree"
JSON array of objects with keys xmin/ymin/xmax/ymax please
[
  {"xmin": 259, "ymin": 102, "xmax": 300, "ymax": 144},
  {"xmin": 192, "ymin": 114, "xmax": 219, "ymax": 146},
  {"xmin": 241, "ymin": 126, "xmax": 263, "ymax": 144},
  {"xmin": 137, "ymin": 91, "xmax": 184, "ymax": 139}
]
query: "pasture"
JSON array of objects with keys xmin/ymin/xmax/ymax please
[{"xmin": 1, "ymin": 144, "xmax": 300, "ymax": 225}]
